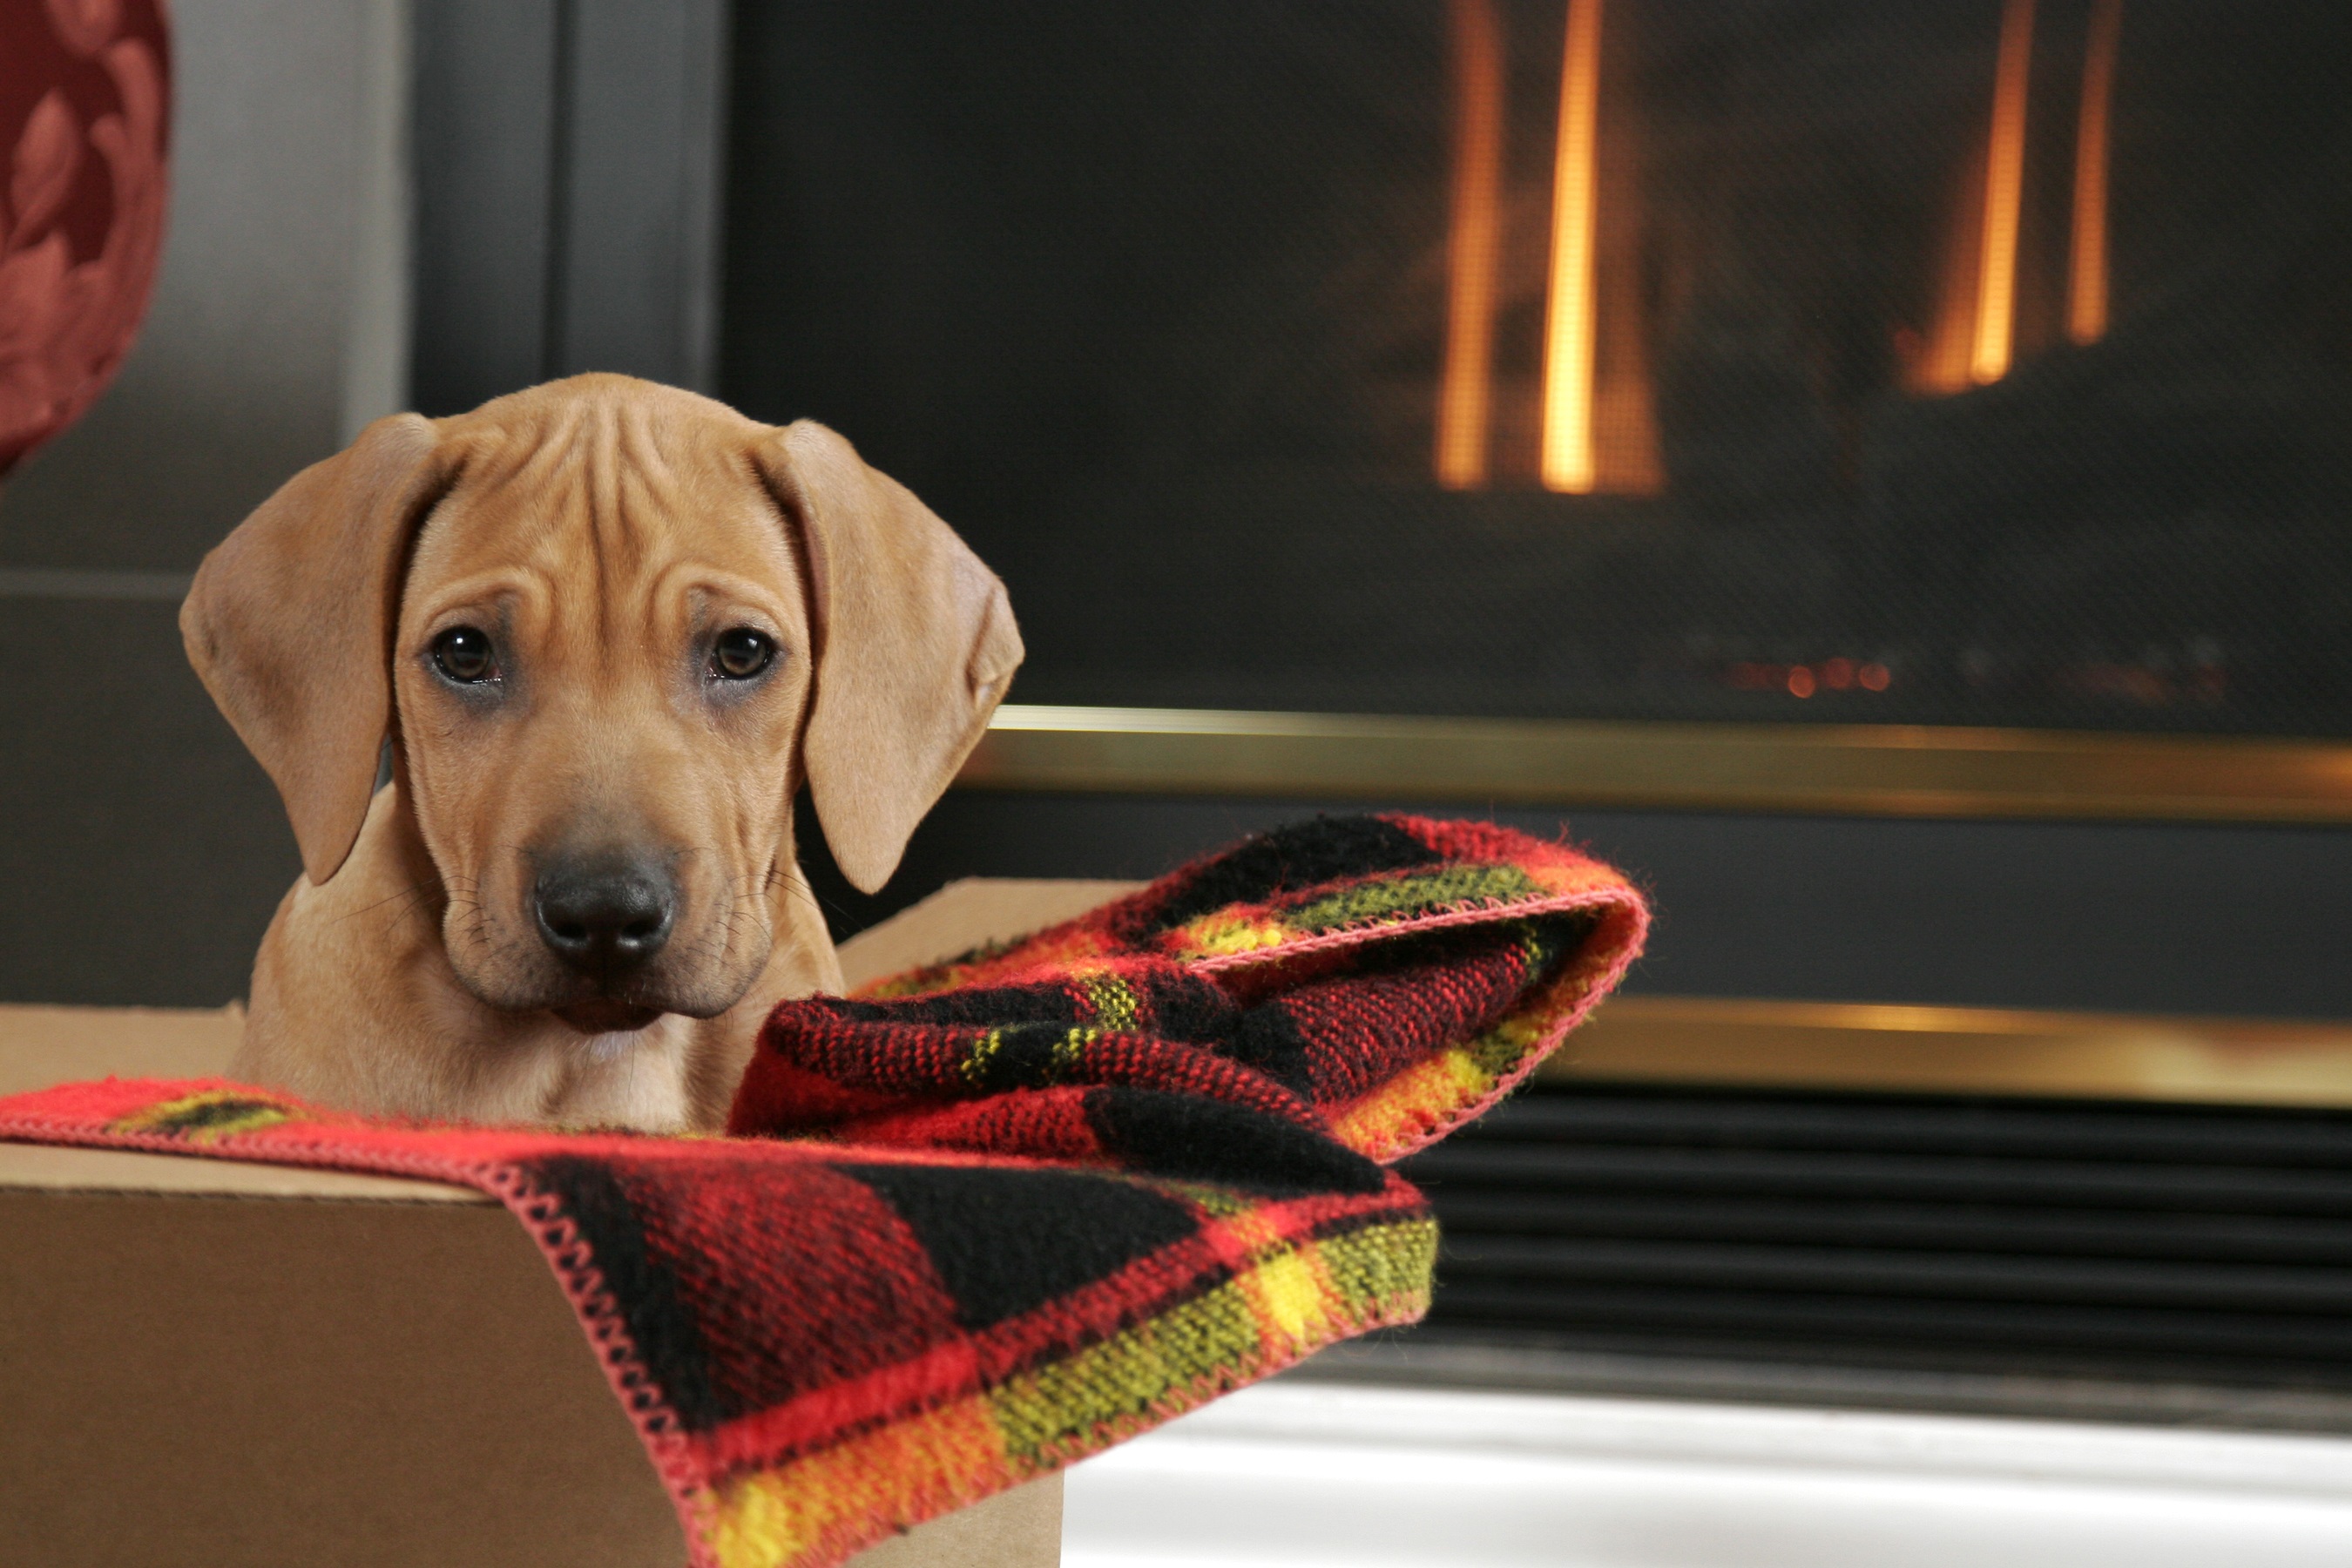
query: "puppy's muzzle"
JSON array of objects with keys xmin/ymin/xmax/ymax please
[{"xmin": 533, "ymin": 855, "xmax": 678, "ymax": 984}]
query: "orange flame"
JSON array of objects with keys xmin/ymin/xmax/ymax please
[
  {"xmin": 1436, "ymin": 0, "xmax": 1506, "ymax": 490},
  {"xmin": 1539, "ymin": 0, "xmax": 1605, "ymax": 492},
  {"xmin": 2067, "ymin": 0, "xmax": 2120, "ymax": 346},
  {"xmin": 1911, "ymin": 0, "xmax": 2039, "ymax": 395},
  {"xmin": 1971, "ymin": 0, "xmax": 2036, "ymax": 385},
  {"xmin": 1911, "ymin": 145, "xmax": 1988, "ymax": 395}
]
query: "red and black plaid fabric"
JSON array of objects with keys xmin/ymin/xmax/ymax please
[{"xmin": 0, "ymin": 814, "xmax": 1646, "ymax": 1568}]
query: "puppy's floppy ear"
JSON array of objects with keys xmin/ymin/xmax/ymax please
[
  {"xmin": 751, "ymin": 420, "xmax": 1023, "ymax": 894},
  {"xmin": 180, "ymin": 414, "xmax": 451, "ymax": 886}
]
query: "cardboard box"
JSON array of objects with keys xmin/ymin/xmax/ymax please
[{"xmin": 0, "ymin": 878, "xmax": 1136, "ymax": 1568}]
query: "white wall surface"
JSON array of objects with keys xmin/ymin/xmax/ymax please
[{"xmin": 1064, "ymin": 1380, "xmax": 2352, "ymax": 1568}]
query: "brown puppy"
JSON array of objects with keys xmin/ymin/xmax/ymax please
[{"xmin": 180, "ymin": 375, "xmax": 1020, "ymax": 1131}]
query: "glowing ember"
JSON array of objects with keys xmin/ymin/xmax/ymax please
[
  {"xmin": 1436, "ymin": 0, "xmax": 1506, "ymax": 490},
  {"xmin": 1539, "ymin": 0, "xmax": 1605, "ymax": 493},
  {"xmin": 2068, "ymin": 0, "xmax": 2121, "ymax": 346},
  {"xmin": 1727, "ymin": 660, "xmax": 1894, "ymax": 696},
  {"xmin": 1971, "ymin": 0, "xmax": 2036, "ymax": 385}
]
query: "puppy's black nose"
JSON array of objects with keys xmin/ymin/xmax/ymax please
[{"xmin": 533, "ymin": 859, "xmax": 676, "ymax": 980}]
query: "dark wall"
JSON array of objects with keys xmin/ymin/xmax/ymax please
[
  {"xmin": 409, "ymin": 0, "xmax": 727, "ymax": 413},
  {"xmin": 0, "ymin": 599, "xmax": 296, "ymax": 1007}
]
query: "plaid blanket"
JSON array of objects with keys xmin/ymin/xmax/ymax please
[{"xmin": 0, "ymin": 814, "xmax": 1646, "ymax": 1568}]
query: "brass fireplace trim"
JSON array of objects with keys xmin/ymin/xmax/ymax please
[
  {"xmin": 1549, "ymin": 995, "xmax": 2352, "ymax": 1108},
  {"xmin": 960, "ymin": 705, "xmax": 2352, "ymax": 823}
]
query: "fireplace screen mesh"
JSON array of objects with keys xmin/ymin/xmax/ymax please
[{"xmin": 724, "ymin": 1, "xmax": 2352, "ymax": 733}]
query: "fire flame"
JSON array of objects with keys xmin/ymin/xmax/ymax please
[
  {"xmin": 2067, "ymin": 0, "xmax": 2120, "ymax": 345},
  {"xmin": 1436, "ymin": 0, "xmax": 1506, "ymax": 490},
  {"xmin": 1427, "ymin": 0, "xmax": 1665, "ymax": 495},
  {"xmin": 1970, "ymin": 0, "xmax": 2036, "ymax": 384},
  {"xmin": 1912, "ymin": 0, "xmax": 2040, "ymax": 395},
  {"xmin": 1538, "ymin": 0, "xmax": 1605, "ymax": 491}
]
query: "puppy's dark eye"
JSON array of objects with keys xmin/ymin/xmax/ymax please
[
  {"xmin": 431, "ymin": 625, "xmax": 498, "ymax": 684},
  {"xmin": 711, "ymin": 627, "xmax": 775, "ymax": 681}
]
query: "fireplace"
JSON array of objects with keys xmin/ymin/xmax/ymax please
[{"xmin": 724, "ymin": 0, "xmax": 2352, "ymax": 735}]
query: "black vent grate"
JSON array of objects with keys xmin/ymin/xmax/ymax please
[{"xmin": 1399, "ymin": 1084, "xmax": 2352, "ymax": 1385}]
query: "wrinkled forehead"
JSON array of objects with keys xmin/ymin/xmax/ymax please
[{"xmin": 402, "ymin": 403, "xmax": 804, "ymax": 613}]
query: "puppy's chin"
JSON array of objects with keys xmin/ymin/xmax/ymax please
[
  {"xmin": 443, "ymin": 953, "xmax": 762, "ymax": 1028},
  {"xmin": 553, "ymin": 1001, "xmax": 664, "ymax": 1035}
]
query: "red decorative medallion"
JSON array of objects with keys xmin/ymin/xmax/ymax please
[{"xmin": 0, "ymin": 0, "xmax": 170, "ymax": 476}]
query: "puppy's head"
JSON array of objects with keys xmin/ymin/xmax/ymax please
[{"xmin": 182, "ymin": 375, "xmax": 1020, "ymax": 1030}]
